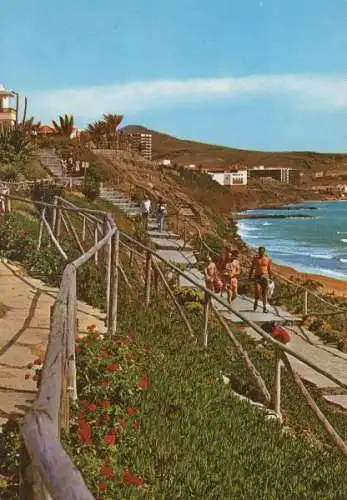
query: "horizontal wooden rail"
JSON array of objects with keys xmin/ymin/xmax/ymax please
[{"xmin": 119, "ymin": 231, "xmax": 347, "ymax": 391}]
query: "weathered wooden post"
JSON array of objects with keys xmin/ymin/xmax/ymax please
[
  {"xmin": 67, "ymin": 273, "xmax": 77, "ymax": 401},
  {"xmin": 37, "ymin": 207, "xmax": 46, "ymax": 251},
  {"xmin": 272, "ymin": 348, "xmax": 282, "ymax": 419},
  {"xmin": 54, "ymin": 199, "xmax": 62, "ymax": 240},
  {"xmin": 82, "ymin": 216, "xmax": 86, "ymax": 242},
  {"xmin": 103, "ymin": 217, "xmax": 111, "ymax": 327},
  {"xmin": 93, "ymin": 224, "xmax": 98, "ymax": 265},
  {"xmin": 52, "ymin": 196, "xmax": 58, "ymax": 233},
  {"xmin": 203, "ymin": 292, "xmax": 210, "ymax": 348},
  {"xmin": 108, "ymin": 230, "xmax": 119, "ymax": 335},
  {"xmin": 145, "ymin": 251, "xmax": 152, "ymax": 307},
  {"xmin": 129, "ymin": 250, "xmax": 134, "ymax": 268},
  {"xmin": 304, "ymin": 289, "xmax": 308, "ymax": 315},
  {"xmin": 59, "ymin": 318, "xmax": 70, "ymax": 434}
]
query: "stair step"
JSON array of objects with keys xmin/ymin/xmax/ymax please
[
  {"xmin": 155, "ymin": 249, "xmax": 197, "ymax": 265},
  {"xmin": 151, "ymin": 238, "xmax": 192, "ymax": 251}
]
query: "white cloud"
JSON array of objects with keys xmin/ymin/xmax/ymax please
[{"xmin": 29, "ymin": 74, "xmax": 347, "ymax": 123}]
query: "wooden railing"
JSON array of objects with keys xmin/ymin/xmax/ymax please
[{"xmin": 1, "ymin": 191, "xmax": 347, "ymax": 499}]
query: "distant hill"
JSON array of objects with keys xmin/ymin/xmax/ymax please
[{"xmin": 122, "ymin": 125, "xmax": 347, "ymax": 172}]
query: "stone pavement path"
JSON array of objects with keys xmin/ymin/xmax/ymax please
[
  {"xmin": 0, "ymin": 260, "xmax": 104, "ymax": 428},
  {"xmin": 145, "ymin": 217, "xmax": 347, "ymax": 411}
]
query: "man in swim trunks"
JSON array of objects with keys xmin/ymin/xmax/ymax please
[
  {"xmin": 204, "ymin": 256, "xmax": 218, "ymax": 292},
  {"xmin": 224, "ymin": 250, "xmax": 241, "ymax": 304},
  {"xmin": 249, "ymin": 246, "xmax": 272, "ymax": 313}
]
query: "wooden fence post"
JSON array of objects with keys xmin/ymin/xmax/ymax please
[
  {"xmin": 104, "ymin": 219, "xmax": 111, "ymax": 326},
  {"xmin": 304, "ymin": 289, "xmax": 308, "ymax": 315},
  {"xmin": 67, "ymin": 272, "xmax": 78, "ymax": 402},
  {"xmin": 203, "ymin": 292, "xmax": 210, "ymax": 348},
  {"xmin": 94, "ymin": 225, "xmax": 98, "ymax": 265},
  {"xmin": 82, "ymin": 216, "xmax": 86, "ymax": 242},
  {"xmin": 59, "ymin": 318, "xmax": 70, "ymax": 435},
  {"xmin": 108, "ymin": 230, "xmax": 119, "ymax": 335},
  {"xmin": 37, "ymin": 207, "xmax": 46, "ymax": 251},
  {"xmin": 145, "ymin": 251, "xmax": 152, "ymax": 307},
  {"xmin": 52, "ymin": 196, "xmax": 58, "ymax": 233},
  {"xmin": 272, "ymin": 348, "xmax": 282, "ymax": 419},
  {"xmin": 54, "ymin": 200, "xmax": 61, "ymax": 240},
  {"xmin": 152, "ymin": 260, "xmax": 196, "ymax": 341}
]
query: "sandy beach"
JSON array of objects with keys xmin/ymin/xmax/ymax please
[{"xmin": 273, "ymin": 262, "xmax": 347, "ymax": 298}]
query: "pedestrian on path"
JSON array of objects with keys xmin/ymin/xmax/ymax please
[
  {"xmin": 223, "ymin": 250, "xmax": 241, "ymax": 304},
  {"xmin": 249, "ymin": 246, "xmax": 272, "ymax": 313},
  {"xmin": 142, "ymin": 195, "xmax": 151, "ymax": 223},
  {"xmin": 157, "ymin": 198, "xmax": 167, "ymax": 232},
  {"xmin": 204, "ymin": 256, "xmax": 221, "ymax": 292}
]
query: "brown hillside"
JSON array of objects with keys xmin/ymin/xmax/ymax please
[{"xmin": 123, "ymin": 125, "xmax": 347, "ymax": 171}]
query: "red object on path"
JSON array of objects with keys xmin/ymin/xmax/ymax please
[{"xmin": 271, "ymin": 326, "xmax": 291, "ymax": 344}]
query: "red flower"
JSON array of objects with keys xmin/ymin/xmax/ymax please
[
  {"xmin": 78, "ymin": 412, "xmax": 85, "ymax": 420},
  {"xmin": 123, "ymin": 468, "xmax": 142, "ymax": 488},
  {"xmin": 117, "ymin": 418, "xmax": 127, "ymax": 428},
  {"xmin": 78, "ymin": 419, "xmax": 92, "ymax": 445},
  {"xmin": 27, "ymin": 362, "xmax": 33, "ymax": 369},
  {"xmin": 106, "ymin": 362, "xmax": 119, "ymax": 373},
  {"xmin": 138, "ymin": 375, "xmax": 148, "ymax": 391},
  {"xmin": 25, "ymin": 374, "xmax": 30, "ymax": 380},
  {"xmin": 34, "ymin": 358, "xmax": 42, "ymax": 366},
  {"xmin": 102, "ymin": 415, "xmax": 111, "ymax": 424},
  {"xmin": 104, "ymin": 433, "xmax": 116, "ymax": 445},
  {"xmin": 127, "ymin": 407, "xmax": 136, "ymax": 416},
  {"xmin": 132, "ymin": 421, "xmax": 140, "ymax": 430},
  {"xmin": 87, "ymin": 403, "xmax": 97, "ymax": 412},
  {"xmin": 86, "ymin": 324, "xmax": 97, "ymax": 333},
  {"xmin": 100, "ymin": 464, "xmax": 113, "ymax": 478},
  {"xmin": 98, "ymin": 481, "xmax": 108, "ymax": 492}
]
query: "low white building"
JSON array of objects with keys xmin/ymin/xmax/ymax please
[{"xmin": 208, "ymin": 170, "xmax": 248, "ymax": 186}]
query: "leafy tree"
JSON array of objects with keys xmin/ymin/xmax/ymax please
[
  {"xmin": 87, "ymin": 120, "xmax": 107, "ymax": 148},
  {"xmin": 0, "ymin": 123, "xmax": 36, "ymax": 180},
  {"xmin": 52, "ymin": 114, "xmax": 74, "ymax": 137}
]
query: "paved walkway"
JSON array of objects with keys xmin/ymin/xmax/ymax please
[
  {"xmin": 93, "ymin": 189, "xmax": 347, "ymax": 411},
  {"xmin": 0, "ymin": 260, "xmax": 104, "ymax": 428},
  {"xmin": 145, "ymin": 217, "xmax": 347, "ymax": 410}
]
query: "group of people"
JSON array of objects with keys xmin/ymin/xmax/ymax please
[
  {"xmin": 60, "ymin": 156, "xmax": 89, "ymax": 177},
  {"xmin": 204, "ymin": 244, "xmax": 272, "ymax": 313},
  {"xmin": 141, "ymin": 195, "xmax": 167, "ymax": 232}
]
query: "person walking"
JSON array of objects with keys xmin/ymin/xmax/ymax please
[
  {"xmin": 156, "ymin": 198, "xmax": 167, "ymax": 232},
  {"xmin": 204, "ymin": 256, "xmax": 219, "ymax": 292},
  {"xmin": 142, "ymin": 195, "xmax": 151, "ymax": 223},
  {"xmin": 224, "ymin": 250, "xmax": 241, "ymax": 303},
  {"xmin": 249, "ymin": 246, "xmax": 272, "ymax": 313}
]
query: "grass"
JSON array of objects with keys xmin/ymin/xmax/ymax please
[{"xmin": 60, "ymin": 288, "xmax": 347, "ymax": 499}]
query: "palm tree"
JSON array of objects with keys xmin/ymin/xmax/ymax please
[
  {"xmin": 52, "ymin": 114, "xmax": 74, "ymax": 137},
  {"xmin": 102, "ymin": 113, "xmax": 123, "ymax": 148},
  {"xmin": 87, "ymin": 120, "xmax": 108, "ymax": 148}
]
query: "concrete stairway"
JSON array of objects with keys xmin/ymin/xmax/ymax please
[
  {"xmin": 39, "ymin": 148, "xmax": 63, "ymax": 178},
  {"xmin": 39, "ymin": 148, "xmax": 83, "ymax": 187},
  {"xmin": 99, "ymin": 185, "xmax": 142, "ymax": 218}
]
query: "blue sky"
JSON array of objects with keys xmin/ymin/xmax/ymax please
[{"xmin": 2, "ymin": 0, "xmax": 347, "ymax": 152}]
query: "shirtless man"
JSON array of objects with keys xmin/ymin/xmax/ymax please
[
  {"xmin": 249, "ymin": 246, "xmax": 272, "ymax": 313},
  {"xmin": 224, "ymin": 250, "xmax": 241, "ymax": 303},
  {"xmin": 204, "ymin": 256, "xmax": 218, "ymax": 292}
]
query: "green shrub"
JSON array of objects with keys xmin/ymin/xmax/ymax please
[{"xmin": 82, "ymin": 176, "xmax": 100, "ymax": 201}]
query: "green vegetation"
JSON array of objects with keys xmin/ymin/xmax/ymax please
[
  {"xmin": 59, "ymin": 292, "xmax": 347, "ymax": 499},
  {"xmin": 0, "ymin": 124, "xmax": 36, "ymax": 181},
  {"xmin": 52, "ymin": 114, "xmax": 75, "ymax": 137},
  {"xmin": 1, "ymin": 196, "xmax": 347, "ymax": 499}
]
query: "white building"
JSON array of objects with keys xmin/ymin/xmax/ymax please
[{"xmin": 208, "ymin": 170, "xmax": 248, "ymax": 186}]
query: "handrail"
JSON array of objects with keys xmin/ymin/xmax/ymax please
[
  {"xmin": 2, "ymin": 192, "xmax": 346, "ymax": 497},
  {"xmin": 119, "ymin": 231, "xmax": 347, "ymax": 391}
]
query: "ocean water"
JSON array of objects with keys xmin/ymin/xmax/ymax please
[{"xmin": 236, "ymin": 200, "xmax": 347, "ymax": 281}]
